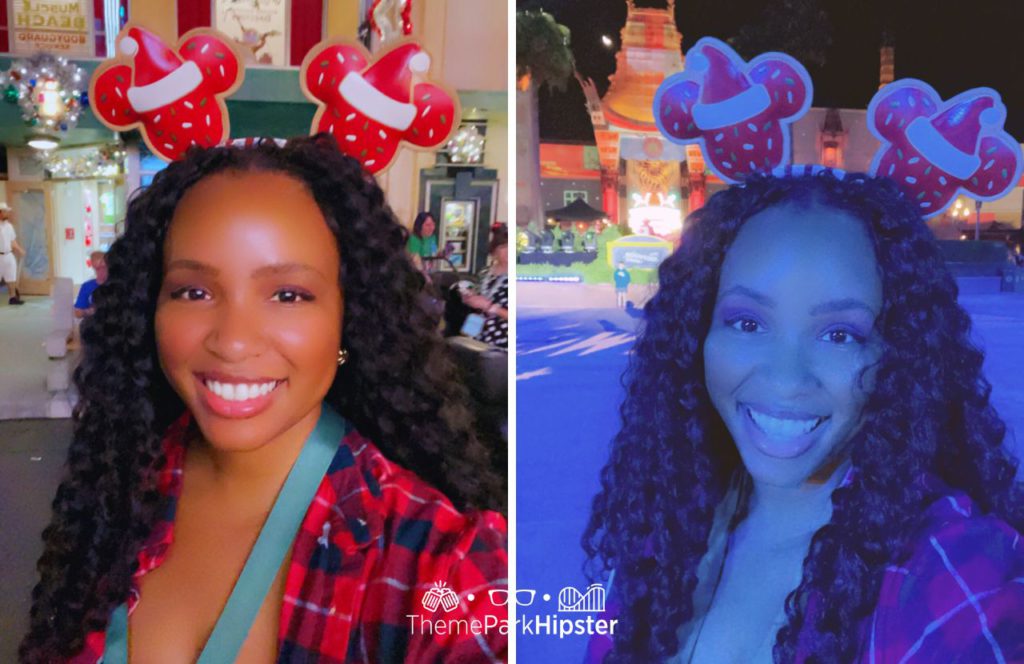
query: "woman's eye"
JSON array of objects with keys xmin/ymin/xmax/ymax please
[
  {"xmin": 170, "ymin": 287, "xmax": 210, "ymax": 301},
  {"xmin": 271, "ymin": 289, "xmax": 314, "ymax": 303},
  {"xmin": 821, "ymin": 328, "xmax": 862, "ymax": 345},
  {"xmin": 728, "ymin": 317, "xmax": 762, "ymax": 333}
]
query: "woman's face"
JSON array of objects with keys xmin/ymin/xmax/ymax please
[
  {"xmin": 703, "ymin": 203, "xmax": 882, "ymax": 488},
  {"xmin": 421, "ymin": 215, "xmax": 436, "ymax": 237},
  {"xmin": 155, "ymin": 170, "xmax": 343, "ymax": 452}
]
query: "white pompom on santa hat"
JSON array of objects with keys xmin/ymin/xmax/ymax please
[
  {"xmin": 119, "ymin": 26, "xmax": 202, "ymax": 114},
  {"xmin": 337, "ymin": 43, "xmax": 431, "ymax": 132}
]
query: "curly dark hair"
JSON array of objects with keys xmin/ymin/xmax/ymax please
[
  {"xmin": 583, "ymin": 172, "xmax": 1024, "ymax": 662},
  {"xmin": 20, "ymin": 134, "xmax": 504, "ymax": 662}
]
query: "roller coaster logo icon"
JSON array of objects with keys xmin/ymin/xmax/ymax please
[{"xmin": 557, "ymin": 584, "xmax": 606, "ymax": 613}]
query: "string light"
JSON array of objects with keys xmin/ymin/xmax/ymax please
[
  {"xmin": 41, "ymin": 145, "xmax": 126, "ymax": 179},
  {"xmin": 446, "ymin": 124, "xmax": 485, "ymax": 164}
]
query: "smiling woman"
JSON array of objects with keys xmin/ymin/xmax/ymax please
[
  {"xmin": 583, "ymin": 173, "xmax": 1024, "ymax": 663},
  {"xmin": 18, "ymin": 135, "xmax": 507, "ymax": 663}
]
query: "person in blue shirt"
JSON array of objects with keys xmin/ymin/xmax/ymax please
[
  {"xmin": 613, "ymin": 262, "xmax": 631, "ymax": 309},
  {"xmin": 74, "ymin": 251, "xmax": 108, "ymax": 318}
]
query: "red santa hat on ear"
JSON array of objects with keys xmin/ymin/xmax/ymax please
[
  {"xmin": 337, "ymin": 42, "xmax": 431, "ymax": 131},
  {"xmin": 118, "ymin": 26, "xmax": 202, "ymax": 113}
]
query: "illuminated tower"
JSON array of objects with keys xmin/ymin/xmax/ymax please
[{"xmin": 578, "ymin": 0, "xmax": 704, "ymax": 232}]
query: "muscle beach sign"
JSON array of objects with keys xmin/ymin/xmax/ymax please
[{"xmin": 9, "ymin": 0, "xmax": 93, "ymax": 56}]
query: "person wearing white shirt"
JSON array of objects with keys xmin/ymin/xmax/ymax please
[{"xmin": 0, "ymin": 202, "xmax": 26, "ymax": 305}]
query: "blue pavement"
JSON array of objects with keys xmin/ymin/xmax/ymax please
[{"xmin": 515, "ymin": 292, "xmax": 1024, "ymax": 663}]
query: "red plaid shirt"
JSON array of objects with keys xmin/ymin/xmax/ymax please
[
  {"xmin": 585, "ymin": 475, "xmax": 1023, "ymax": 663},
  {"xmin": 71, "ymin": 414, "xmax": 508, "ymax": 663}
]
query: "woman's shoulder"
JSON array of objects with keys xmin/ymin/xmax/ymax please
[
  {"xmin": 864, "ymin": 485, "xmax": 1024, "ymax": 663},
  {"xmin": 312, "ymin": 424, "xmax": 507, "ymax": 589},
  {"xmin": 317, "ymin": 426, "xmax": 508, "ymax": 661}
]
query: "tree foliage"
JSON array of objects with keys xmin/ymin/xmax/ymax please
[{"xmin": 516, "ymin": 9, "xmax": 575, "ymax": 92}]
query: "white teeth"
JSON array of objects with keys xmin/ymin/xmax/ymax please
[
  {"xmin": 747, "ymin": 407, "xmax": 823, "ymax": 437},
  {"xmin": 204, "ymin": 379, "xmax": 279, "ymax": 401}
]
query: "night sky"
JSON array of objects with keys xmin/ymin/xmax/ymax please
[{"xmin": 517, "ymin": 0, "xmax": 1024, "ymax": 142}]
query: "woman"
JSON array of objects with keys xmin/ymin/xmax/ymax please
[
  {"xmin": 462, "ymin": 224, "xmax": 508, "ymax": 349},
  {"xmin": 407, "ymin": 211, "xmax": 439, "ymax": 271},
  {"xmin": 20, "ymin": 136, "xmax": 507, "ymax": 663},
  {"xmin": 583, "ymin": 173, "xmax": 1024, "ymax": 662}
]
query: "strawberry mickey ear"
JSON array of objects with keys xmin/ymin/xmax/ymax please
[
  {"xmin": 89, "ymin": 25, "xmax": 244, "ymax": 162},
  {"xmin": 867, "ymin": 80, "xmax": 1023, "ymax": 218},
  {"xmin": 299, "ymin": 38, "xmax": 460, "ymax": 174},
  {"xmin": 653, "ymin": 37, "xmax": 812, "ymax": 184}
]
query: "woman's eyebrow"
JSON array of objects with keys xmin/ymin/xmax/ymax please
[
  {"xmin": 718, "ymin": 284, "xmax": 774, "ymax": 307},
  {"xmin": 809, "ymin": 298, "xmax": 877, "ymax": 316},
  {"xmin": 164, "ymin": 260, "xmax": 328, "ymax": 280},
  {"xmin": 165, "ymin": 259, "xmax": 218, "ymax": 274},
  {"xmin": 251, "ymin": 262, "xmax": 329, "ymax": 280}
]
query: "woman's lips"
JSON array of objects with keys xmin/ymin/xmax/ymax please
[
  {"xmin": 193, "ymin": 373, "xmax": 285, "ymax": 419},
  {"xmin": 740, "ymin": 403, "xmax": 830, "ymax": 459}
]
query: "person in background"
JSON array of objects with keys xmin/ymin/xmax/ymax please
[
  {"xmin": 613, "ymin": 262, "xmax": 631, "ymax": 309},
  {"xmin": 406, "ymin": 211, "xmax": 438, "ymax": 271},
  {"xmin": 462, "ymin": 224, "xmax": 508, "ymax": 349},
  {"xmin": 0, "ymin": 202, "xmax": 26, "ymax": 305},
  {"xmin": 73, "ymin": 251, "xmax": 109, "ymax": 318}
]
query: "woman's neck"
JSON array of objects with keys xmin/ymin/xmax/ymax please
[
  {"xmin": 741, "ymin": 461, "xmax": 850, "ymax": 545},
  {"xmin": 188, "ymin": 405, "xmax": 322, "ymax": 506}
]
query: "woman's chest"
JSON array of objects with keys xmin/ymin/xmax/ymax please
[
  {"xmin": 128, "ymin": 504, "xmax": 289, "ymax": 663},
  {"xmin": 680, "ymin": 536, "xmax": 810, "ymax": 664}
]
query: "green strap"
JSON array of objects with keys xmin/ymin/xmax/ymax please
[
  {"xmin": 103, "ymin": 405, "xmax": 347, "ymax": 663},
  {"xmin": 102, "ymin": 603, "xmax": 128, "ymax": 664}
]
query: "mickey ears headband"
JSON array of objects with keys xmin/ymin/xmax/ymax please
[
  {"xmin": 88, "ymin": 25, "xmax": 460, "ymax": 174},
  {"xmin": 653, "ymin": 37, "xmax": 1024, "ymax": 219}
]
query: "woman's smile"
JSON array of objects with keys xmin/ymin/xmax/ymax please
[
  {"xmin": 194, "ymin": 372, "xmax": 288, "ymax": 418},
  {"xmin": 740, "ymin": 402, "xmax": 831, "ymax": 459}
]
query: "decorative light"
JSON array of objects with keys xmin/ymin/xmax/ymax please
[
  {"xmin": 40, "ymin": 144, "xmax": 126, "ymax": 177},
  {"xmin": 628, "ymin": 192, "xmax": 683, "ymax": 236},
  {"xmin": 0, "ymin": 53, "xmax": 87, "ymax": 146},
  {"xmin": 601, "ymin": 35, "xmax": 614, "ymax": 48},
  {"xmin": 27, "ymin": 135, "xmax": 60, "ymax": 150},
  {"xmin": 446, "ymin": 124, "xmax": 485, "ymax": 164}
]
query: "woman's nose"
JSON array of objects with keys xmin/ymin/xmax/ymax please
[
  {"xmin": 761, "ymin": 338, "xmax": 820, "ymax": 394},
  {"xmin": 203, "ymin": 300, "xmax": 267, "ymax": 362}
]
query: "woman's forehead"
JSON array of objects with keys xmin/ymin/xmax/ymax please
[
  {"xmin": 719, "ymin": 203, "xmax": 881, "ymax": 306},
  {"xmin": 164, "ymin": 170, "xmax": 339, "ymax": 272}
]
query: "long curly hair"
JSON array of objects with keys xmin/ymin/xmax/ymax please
[
  {"xmin": 20, "ymin": 134, "xmax": 504, "ymax": 662},
  {"xmin": 583, "ymin": 172, "xmax": 1024, "ymax": 662}
]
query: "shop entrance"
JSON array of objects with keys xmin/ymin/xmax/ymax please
[{"xmin": 7, "ymin": 182, "xmax": 53, "ymax": 296}]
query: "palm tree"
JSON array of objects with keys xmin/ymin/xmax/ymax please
[{"xmin": 516, "ymin": 10, "xmax": 574, "ymax": 233}]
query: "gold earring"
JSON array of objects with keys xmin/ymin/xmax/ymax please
[{"xmin": 337, "ymin": 349, "xmax": 349, "ymax": 366}]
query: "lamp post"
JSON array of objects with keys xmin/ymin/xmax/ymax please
[{"xmin": 975, "ymin": 199, "xmax": 983, "ymax": 241}]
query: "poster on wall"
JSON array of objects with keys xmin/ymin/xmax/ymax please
[
  {"xmin": 7, "ymin": 0, "xmax": 94, "ymax": 56},
  {"xmin": 213, "ymin": 0, "xmax": 288, "ymax": 66}
]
